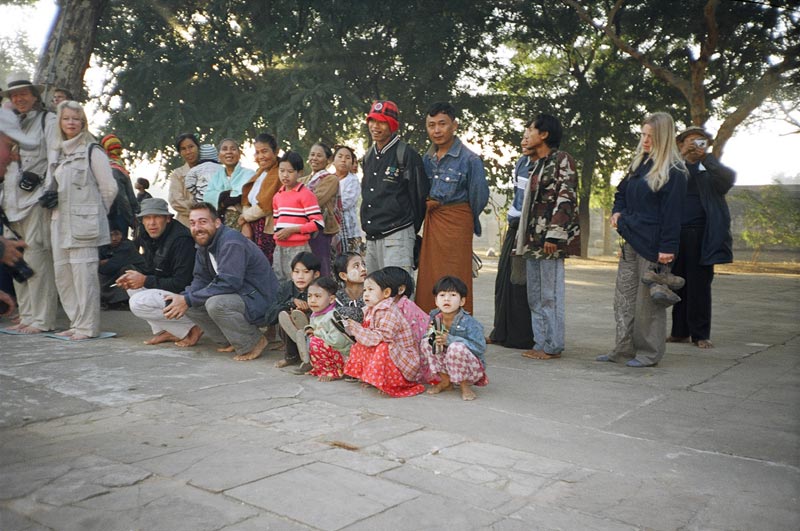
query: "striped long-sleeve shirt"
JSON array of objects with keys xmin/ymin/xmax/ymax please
[{"xmin": 272, "ymin": 183, "xmax": 324, "ymax": 247}]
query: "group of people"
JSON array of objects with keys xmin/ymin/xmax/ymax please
[
  {"xmin": 1, "ymin": 68, "xmax": 735, "ymax": 394},
  {"xmin": 489, "ymin": 111, "xmax": 735, "ymax": 368}
]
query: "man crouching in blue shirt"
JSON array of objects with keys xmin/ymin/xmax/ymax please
[{"xmin": 163, "ymin": 202, "xmax": 278, "ymax": 361}]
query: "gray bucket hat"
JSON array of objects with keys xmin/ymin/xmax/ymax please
[{"xmin": 137, "ymin": 198, "xmax": 173, "ymax": 218}]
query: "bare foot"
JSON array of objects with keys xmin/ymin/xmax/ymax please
[
  {"xmin": 318, "ymin": 375, "xmax": 335, "ymax": 382},
  {"xmin": 55, "ymin": 329, "xmax": 76, "ymax": 338},
  {"xmin": 521, "ymin": 349, "xmax": 561, "ymax": 360},
  {"xmin": 274, "ymin": 358, "xmax": 294, "ymax": 368},
  {"xmin": 175, "ymin": 326, "xmax": 203, "ymax": 347},
  {"xmin": 460, "ymin": 382, "xmax": 476, "ymax": 401},
  {"xmin": 6, "ymin": 322, "xmax": 26, "ymax": 331},
  {"xmin": 233, "ymin": 335, "xmax": 267, "ymax": 361},
  {"xmin": 144, "ymin": 331, "xmax": 180, "ymax": 345},
  {"xmin": 427, "ymin": 375, "xmax": 453, "ymax": 395},
  {"xmin": 217, "ymin": 345, "xmax": 235, "ymax": 353},
  {"xmin": 695, "ymin": 339, "xmax": 714, "ymax": 349},
  {"xmin": 19, "ymin": 325, "xmax": 47, "ymax": 335},
  {"xmin": 69, "ymin": 333, "xmax": 92, "ymax": 341}
]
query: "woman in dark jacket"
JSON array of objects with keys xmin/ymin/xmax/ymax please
[{"xmin": 597, "ymin": 112, "xmax": 687, "ymax": 367}]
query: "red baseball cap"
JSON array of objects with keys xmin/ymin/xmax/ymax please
[{"xmin": 366, "ymin": 100, "xmax": 399, "ymax": 133}]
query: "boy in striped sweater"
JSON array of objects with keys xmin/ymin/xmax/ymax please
[{"xmin": 272, "ymin": 151, "xmax": 324, "ymax": 280}]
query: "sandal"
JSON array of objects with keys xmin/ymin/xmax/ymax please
[{"xmin": 695, "ymin": 339, "xmax": 714, "ymax": 349}]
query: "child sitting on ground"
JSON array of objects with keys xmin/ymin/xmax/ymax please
[
  {"xmin": 423, "ymin": 275, "xmax": 488, "ymax": 401},
  {"xmin": 383, "ymin": 266, "xmax": 434, "ymax": 383},
  {"xmin": 265, "ymin": 251, "xmax": 321, "ymax": 369},
  {"xmin": 342, "ymin": 270, "xmax": 425, "ymax": 397},
  {"xmin": 300, "ymin": 276, "xmax": 352, "ymax": 381},
  {"xmin": 333, "ymin": 252, "xmax": 367, "ymax": 323}
]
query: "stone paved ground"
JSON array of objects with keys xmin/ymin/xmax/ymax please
[{"xmin": 0, "ymin": 260, "xmax": 798, "ymax": 530}]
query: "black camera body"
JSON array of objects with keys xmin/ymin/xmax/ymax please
[
  {"xmin": 8, "ymin": 255, "xmax": 35, "ymax": 283},
  {"xmin": 0, "ymin": 207, "xmax": 35, "ymax": 283},
  {"xmin": 18, "ymin": 171, "xmax": 43, "ymax": 192}
]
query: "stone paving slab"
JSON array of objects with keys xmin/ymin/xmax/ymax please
[
  {"xmin": 0, "ymin": 385, "xmax": 97, "ymax": 428},
  {"xmin": 226, "ymin": 461, "xmax": 419, "ymax": 531},
  {"xmin": 343, "ymin": 494, "xmax": 501, "ymax": 530},
  {"xmin": 8, "ymin": 476, "xmax": 259, "ymax": 531}
]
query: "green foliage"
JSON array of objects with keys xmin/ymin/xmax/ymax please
[
  {"xmin": 93, "ymin": 0, "xmax": 499, "ymax": 166},
  {"xmin": 734, "ymin": 181, "xmax": 800, "ymax": 263},
  {"xmin": 0, "ymin": 32, "xmax": 37, "ymax": 86}
]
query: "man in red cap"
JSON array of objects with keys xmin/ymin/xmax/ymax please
[{"xmin": 361, "ymin": 100, "xmax": 429, "ymax": 273}]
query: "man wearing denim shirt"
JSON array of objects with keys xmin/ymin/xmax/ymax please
[{"xmin": 416, "ymin": 102, "xmax": 489, "ymax": 315}]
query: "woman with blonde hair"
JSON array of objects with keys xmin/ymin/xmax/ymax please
[
  {"xmin": 597, "ymin": 112, "xmax": 687, "ymax": 367},
  {"xmin": 47, "ymin": 100, "xmax": 118, "ymax": 339}
]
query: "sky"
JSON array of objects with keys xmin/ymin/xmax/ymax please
[{"xmin": 3, "ymin": 0, "xmax": 798, "ymax": 187}]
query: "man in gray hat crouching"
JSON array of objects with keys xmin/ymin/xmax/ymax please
[{"xmin": 115, "ymin": 197, "xmax": 198, "ymax": 345}]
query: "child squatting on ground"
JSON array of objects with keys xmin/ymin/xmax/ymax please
[
  {"xmin": 422, "ymin": 275, "xmax": 488, "ymax": 401},
  {"xmin": 333, "ymin": 252, "xmax": 367, "ymax": 323},
  {"xmin": 342, "ymin": 270, "xmax": 426, "ymax": 397},
  {"xmin": 265, "ymin": 251, "xmax": 321, "ymax": 370},
  {"xmin": 299, "ymin": 276, "xmax": 353, "ymax": 381}
]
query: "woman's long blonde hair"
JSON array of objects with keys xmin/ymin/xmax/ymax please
[
  {"xmin": 629, "ymin": 112, "xmax": 686, "ymax": 192},
  {"xmin": 56, "ymin": 100, "xmax": 95, "ymax": 145}
]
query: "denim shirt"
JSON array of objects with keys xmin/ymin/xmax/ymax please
[
  {"xmin": 423, "ymin": 137, "xmax": 489, "ymax": 236},
  {"xmin": 508, "ymin": 155, "xmax": 531, "ymax": 221},
  {"xmin": 429, "ymin": 308, "xmax": 486, "ymax": 366}
]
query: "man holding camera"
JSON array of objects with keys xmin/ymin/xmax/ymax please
[
  {"xmin": 0, "ymin": 107, "xmax": 39, "ymax": 317},
  {"xmin": 668, "ymin": 127, "xmax": 736, "ymax": 349},
  {"xmin": 1, "ymin": 73, "xmax": 59, "ymax": 333}
]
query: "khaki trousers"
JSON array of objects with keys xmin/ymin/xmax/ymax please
[
  {"xmin": 51, "ymin": 244, "xmax": 101, "ymax": 337},
  {"xmin": 10, "ymin": 206, "xmax": 57, "ymax": 330}
]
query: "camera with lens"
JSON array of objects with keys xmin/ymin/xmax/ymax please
[
  {"xmin": 0, "ymin": 207, "xmax": 35, "ymax": 283},
  {"xmin": 693, "ymin": 138, "xmax": 708, "ymax": 149},
  {"xmin": 6, "ymin": 253, "xmax": 34, "ymax": 283},
  {"xmin": 18, "ymin": 171, "xmax": 43, "ymax": 192}
]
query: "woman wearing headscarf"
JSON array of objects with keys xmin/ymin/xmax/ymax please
[
  {"xmin": 48, "ymin": 100, "xmax": 118, "ymax": 340},
  {"xmin": 597, "ymin": 112, "xmax": 687, "ymax": 367},
  {"xmin": 202, "ymin": 138, "xmax": 254, "ymax": 229},
  {"xmin": 167, "ymin": 133, "xmax": 200, "ymax": 227},
  {"xmin": 238, "ymin": 133, "xmax": 281, "ymax": 263}
]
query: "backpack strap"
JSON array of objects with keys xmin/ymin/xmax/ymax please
[{"xmin": 395, "ymin": 140, "xmax": 406, "ymax": 175}]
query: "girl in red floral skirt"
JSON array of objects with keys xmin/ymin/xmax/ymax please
[{"xmin": 342, "ymin": 270, "xmax": 425, "ymax": 397}]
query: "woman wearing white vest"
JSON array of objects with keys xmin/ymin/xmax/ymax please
[{"xmin": 49, "ymin": 101, "xmax": 117, "ymax": 339}]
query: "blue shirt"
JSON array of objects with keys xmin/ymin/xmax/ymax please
[
  {"xmin": 508, "ymin": 155, "xmax": 531, "ymax": 221},
  {"xmin": 423, "ymin": 137, "xmax": 489, "ymax": 236}
]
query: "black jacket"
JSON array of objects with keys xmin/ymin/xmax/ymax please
[
  {"xmin": 687, "ymin": 154, "xmax": 736, "ymax": 265},
  {"xmin": 360, "ymin": 135, "xmax": 428, "ymax": 239},
  {"xmin": 135, "ymin": 220, "xmax": 196, "ymax": 294}
]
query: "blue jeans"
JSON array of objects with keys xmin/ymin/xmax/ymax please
[{"xmin": 526, "ymin": 258, "xmax": 565, "ymax": 355}]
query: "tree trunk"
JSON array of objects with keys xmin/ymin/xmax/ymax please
[
  {"xmin": 578, "ymin": 121, "xmax": 601, "ymax": 258},
  {"xmin": 602, "ymin": 208, "xmax": 614, "ymax": 255},
  {"xmin": 34, "ymin": 0, "xmax": 109, "ymax": 102}
]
